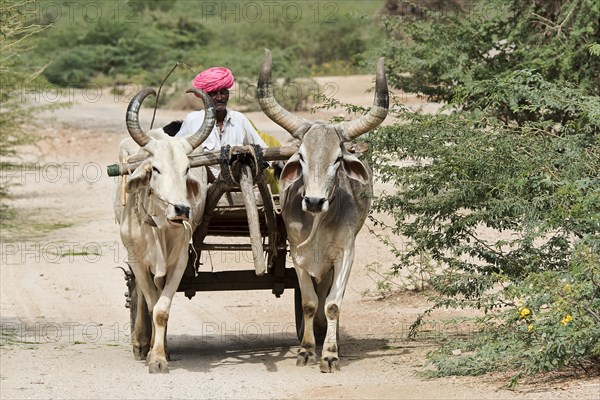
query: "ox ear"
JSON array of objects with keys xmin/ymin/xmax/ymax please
[
  {"xmin": 126, "ymin": 160, "xmax": 152, "ymax": 193},
  {"xmin": 342, "ymin": 153, "xmax": 370, "ymax": 185},
  {"xmin": 280, "ymin": 153, "xmax": 303, "ymax": 192}
]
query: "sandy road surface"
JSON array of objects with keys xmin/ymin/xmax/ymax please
[{"xmin": 1, "ymin": 77, "xmax": 598, "ymax": 399}]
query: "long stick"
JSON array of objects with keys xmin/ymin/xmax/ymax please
[{"xmin": 239, "ymin": 165, "xmax": 267, "ymax": 276}]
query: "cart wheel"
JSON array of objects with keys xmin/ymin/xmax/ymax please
[
  {"xmin": 313, "ymin": 303, "xmax": 331, "ymax": 344},
  {"xmin": 294, "ymin": 285, "xmax": 304, "ymax": 341},
  {"xmin": 314, "ymin": 270, "xmax": 333, "ymax": 344},
  {"xmin": 125, "ymin": 268, "xmax": 152, "ymax": 360},
  {"xmin": 127, "ymin": 274, "xmax": 138, "ymax": 335},
  {"xmin": 125, "ymin": 269, "xmax": 151, "ymax": 336},
  {"xmin": 124, "ymin": 268, "xmax": 136, "ymax": 333}
]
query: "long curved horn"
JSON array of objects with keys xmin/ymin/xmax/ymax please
[
  {"xmin": 185, "ymin": 88, "xmax": 216, "ymax": 151},
  {"xmin": 257, "ymin": 49, "xmax": 312, "ymax": 140},
  {"xmin": 126, "ymin": 88, "xmax": 156, "ymax": 147},
  {"xmin": 336, "ymin": 57, "xmax": 389, "ymax": 142}
]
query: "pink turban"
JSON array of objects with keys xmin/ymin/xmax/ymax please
[{"xmin": 192, "ymin": 67, "xmax": 235, "ymax": 94}]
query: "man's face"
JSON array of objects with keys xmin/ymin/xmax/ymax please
[{"xmin": 208, "ymin": 89, "xmax": 229, "ymax": 112}]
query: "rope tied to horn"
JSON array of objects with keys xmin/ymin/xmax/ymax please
[{"xmin": 219, "ymin": 144, "xmax": 267, "ymax": 186}]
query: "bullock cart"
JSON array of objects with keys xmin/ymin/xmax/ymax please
[{"xmin": 108, "ymin": 144, "xmax": 306, "ymax": 339}]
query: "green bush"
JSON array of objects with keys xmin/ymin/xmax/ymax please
[
  {"xmin": 365, "ymin": 0, "xmax": 600, "ymax": 382},
  {"xmin": 28, "ymin": 0, "xmax": 385, "ymax": 89},
  {"xmin": 382, "ymin": 0, "xmax": 600, "ymax": 101},
  {"xmin": 427, "ymin": 242, "xmax": 600, "ymax": 382},
  {"xmin": 0, "ymin": 0, "xmax": 55, "ymax": 230},
  {"xmin": 40, "ymin": 14, "xmax": 209, "ymax": 87}
]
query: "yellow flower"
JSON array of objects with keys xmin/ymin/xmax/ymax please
[
  {"xmin": 519, "ymin": 307, "xmax": 531, "ymax": 319},
  {"xmin": 528, "ymin": 324, "xmax": 534, "ymax": 332},
  {"xmin": 561, "ymin": 314, "xmax": 573, "ymax": 325},
  {"xmin": 564, "ymin": 283, "xmax": 571, "ymax": 292}
]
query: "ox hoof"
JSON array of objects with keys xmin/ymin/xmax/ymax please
[
  {"xmin": 148, "ymin": 359, "xmax": 169, "ymax": 374},
  {"xmin": 133, "ymin": 345, "xmax": 149, "ymax": 361},
  {"xmin": 320, "ymin": 356, "xmax": 340, "ymax": 373},
  {"xmin": 296, "ymin": 351, "xmax": 317, "ymax": 366}
]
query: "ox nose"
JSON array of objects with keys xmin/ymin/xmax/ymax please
[
  {"xmin": 303, "ymin": 197, "xmax": 326, "ymax": 212},
  {"xmin": 174, "ymin": 204, "xmax": 190, "ymax": 219}
]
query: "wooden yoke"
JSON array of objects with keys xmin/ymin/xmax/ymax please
[
  {"xmin": 107, "ymin": 146, "xmax": 298, "ymax": 177},
  {"xmin": 106, "ymin": 143, "xmax": 368, "ymax": 177}
]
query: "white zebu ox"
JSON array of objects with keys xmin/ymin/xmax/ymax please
[
  {"xmin": 114, "ymin": 88, "xmax": 215, "ymax": 373},
  {"xmin": 257, "ymin": 49, "xmax": 389, "ymax": 372}
]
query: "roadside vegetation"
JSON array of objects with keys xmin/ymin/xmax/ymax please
[
  {"xmin": 25, "ymin": 0, "xmax": 384, "ymax": 89},
  {"xmin": 365, "ymin": 0, "xmax": 599, "ymax": 384},
  {"xmin": 0, "ymin": 0, "xmax": 48, "ymax": 230}
]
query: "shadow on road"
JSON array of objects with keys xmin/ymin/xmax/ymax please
[{"xmin": 166, "ymin": 329, "xmax": 419, "ymax": 373}]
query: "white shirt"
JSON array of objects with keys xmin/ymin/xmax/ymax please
[
  {"xmin": 175, "ymin": 109, "xmax": 267, "ymax": 151},
  {"xmin": 175, "ymin": 109, "xmax": 268, "ymax": 177}
]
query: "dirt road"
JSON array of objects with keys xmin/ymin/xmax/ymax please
[{"xmin": 1, "ymin": 78, "xmax": 597, "ymax": 399}]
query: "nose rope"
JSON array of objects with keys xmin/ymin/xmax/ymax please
[
  {"xmin": 297, "ymin": 213, "xmax": 323, "ymax": 252},
  {"xmin": 141, "ymin": 188, "xmax": 191, "ymax": 227},
  {"xmin": 296, "ymin": 187, "xmax": 338, "ymax": 252},
  {"xmin": 148, "ymin": 188, "xmax": 180, "ymax": 207},
  {"xmin": 327, "ymin": 186, "xmax": 338, "ymax": 203},
  {"xmin": 139, "ymin": 196, "xmax": 158, "ymax": 227}
]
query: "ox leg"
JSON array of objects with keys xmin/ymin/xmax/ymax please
[
  {"xmin": 320, "ymin": 246, "xmax": 354, "ymax": 373},
  {"xmin": 130, "ymin": 266, "xmax": 158, "ymax": 361},
  {"xmin": 295, "ymin": 267, "xmax": 318, "ymax": 366},
  {"xmin": 146, "ymin": 258, "xmax": 187, "ymax": 374},
  {"xmin": 314, "ymin": 269, "xmax": 333, "ymax": 344},
  {"xmin": 132, "ymin": 284, "xmax": 151, "ymax": 360}
]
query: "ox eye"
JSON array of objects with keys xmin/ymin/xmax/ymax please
[
  {"xmin": 185, "ymin": 167, "xmax": 190, "ymax": 175},
  {"xmin": 334, "ymin": 156, "xmax": 342, "ymax": 164},
  {"xmin": 298, "ymin": 153, "xmax": 304, "ymax": 162},
  {"xmin": 152, "ymin": 166, "xmax": 161, "ymax": 174}
]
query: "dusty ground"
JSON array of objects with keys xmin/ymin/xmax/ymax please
[{"xmin": 1, "ymin": 76, "xmax": 598, "ymax": 399}]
